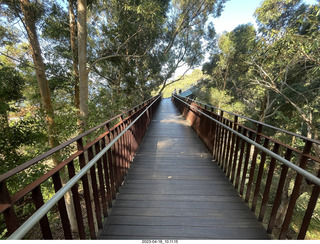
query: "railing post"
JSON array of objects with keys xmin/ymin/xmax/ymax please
[{"xmin": 0, "ymin": 181, "xmax": 20, "ymax": 236}]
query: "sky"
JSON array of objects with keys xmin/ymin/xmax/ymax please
[
  {"xmin": 211, "ymin": 0, "xmax": 262, "ymax": 34},
  {"xmin": 211, "ymin": 0, "xmax": 319, "ymax": 34}
]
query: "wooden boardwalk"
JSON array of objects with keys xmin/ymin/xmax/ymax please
[{"xmin": 98, "ymin": 98, "xmax": 269, "ymax": 240}]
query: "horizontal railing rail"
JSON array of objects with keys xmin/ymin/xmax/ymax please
[
  {"xmin": 0, "ymin": 94, "xmax": 162, "ymax": 240},
  {"xmin": 183, "ymin": 96, "xmax": 320, "ymax": 146},
  {"xmin": 172, "ymin": 94, "xmax": 320, "ymax": 240}
]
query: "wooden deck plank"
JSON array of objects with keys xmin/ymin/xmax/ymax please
[
  {"xmin": 98, "ymin": 98, "xmax": 269, "ymax": 240},
  {"xmin": 106, "ymin": 215, "xmax": 264, "ymax": 228}
]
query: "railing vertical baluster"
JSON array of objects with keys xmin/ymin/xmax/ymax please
[
  {"xmin": 111, "ymin": 129, "xmax": 120, "ymax": 192},
  {"xmin": 87, "ymin": 146, "xmax": 103, "ymax": 229},
  {"xmin": 77, "ymin": 138, "xmax": 96, "ymax": 239},
  {"xmin": 52, "ymin": 172, "xmax": 72, "ymax": 239},
  {"xmin": 120, "ymin": 118, "xmax": 127, "ymax": 171},
  {"xmin": 279, "ymin": 141, "xmax": 313, "ymax": 239},
  {"xmin": 94, "ymin": 141, "xmax": 108, "ymax": 217},
  {"xmin": 223, "ymin": 119, "xmax": 231, "ymax": 171},
  {"xmin": 235, "ymin": 128, "xmax": 247, "ymax": 189},
  {"xmin": 251, "ymin": 138, "xmax": 270, "ymax": 212},
  {"xmin": 227, "ymin": 116, "xmax": 238, "ymax": 178},
  {"xmin": 298, "ymin": 168, "xmax": 320, "ymax": 239},
  {"xmin": 217, "ymin": 112, "xmax": 224, "ymax": 166},
  {"xmin": 105, "ymin": 129, "xmax": 116, "ymax": 200},
  {"xmin": 245, "ymin": 124, "xmax": 263, "ymax": 203},
  {"xmin": 31, "ymin": 186, "xmax": 53, "ymax": 239},
  {"xmin": 212, "ymin": 113, "xmax": 219, "ymax": 161},
  {"xmin": 266, "ymin": 148, "xmax": 292, "ymax": 228},
  {"xmin": 124, "ymin": 120, "xmax": 130, "ymax": 169},
  {"xmin": 116, "ymin": 125, "xmax": 123, "ymax": 179},
  {"xmin": 117, "ymin": 125, "xmax": 125, "ymax": 182},
  {"xmin": 100, "ymin": 136, "xmax": 112, "ymax": 207},
  {"xmin": 239, "ymin": 131, "xmax": 254, "ymax": 197},
  {"xmin": 0, "ymin": 181, "xmax": 20, "ymax": 236},
  {"xmin": 231, "ymin": 125, "xmax": 242, "ymax": 184},
  {"xmin": 123, "ymin": 120, "xmax": 129, "ymax": 171},
  {"xmin": 225, "ymin": 120, "xmax": 233, "ymax": 175},
  {"xmin": 212, "ymin": 112, "xmax": 219, "ymax": 162},
  {"xmin": 66, "ymin": 160, "xmax": 86, "ymax": 239},
  {"xmin": 209, "ymin": 108, "xmax": 216, "ymax": 155},
  {"xmin": 219, "ymin": 118, "xmax": 227, "ymax": 169},
  {"xmin": 128, "ymin": 117, "xmax": 134, "ymax": 159},
  {"xmin": 221, "ymin": 118, "xmax": 228, "ymax": 170},
  {"xmin": 259, "ymin": 142, "xmax": 280, "ymax": 223}
]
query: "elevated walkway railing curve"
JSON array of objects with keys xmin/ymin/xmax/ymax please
[
  {"xmin": 0, "ymin": 94, "xmax": 161, "ymax": 240},
  {"xmin": 172, "ymin": 94, "xmax": 320, "ymax": 240}
]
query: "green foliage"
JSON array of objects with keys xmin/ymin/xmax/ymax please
[
  {"xmin": 194, "ymin": 86, "xmax": 246, "ymax": 119},
  {"xmin": 199, "ymin": 0, "xmax": 320, "ymax": 239},
  {"xmin": 153, "ymin": 69, "xmax": 206, "ymax": 98},
  {"xmin": 0, "ymin": 65, "xmax": 24, "ymax": 113}
]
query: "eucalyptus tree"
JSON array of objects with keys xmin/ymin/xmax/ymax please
[
  {"xmin": 0, "ymin": 0, "xmax": 63, "ymax": 160},
  {"xmin": 157, "ymin": 0, "xmax": 227, "ymax": 93},
  {"xmin": 249, "ymin": 0, "xmax": 320, "ymax": 232},
  {"xmin": 251, "ymin": 0, "xmax": 320, "ymax": 139}
]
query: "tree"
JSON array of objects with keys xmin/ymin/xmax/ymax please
[
  {"xmin": 12, "ymin": 0, "xmax": 60, "ymax": 158},
  {"xmin": 69, "ymin": 0, "xmax": 80, "ymax": 116},
  {"xmin": 249, "ymin": 0, "xmax": 320, "ymax": 233},
  {"xmin": 77, "ymin": 0, "xmax": 89, "ymax": 131},
  {"xmin": 202, "ymin": 24, "xmax": 257, "ymax": 112},
  {"xmin": 157, "ymin": 0, "xmax": 227, "ymax": 93}
]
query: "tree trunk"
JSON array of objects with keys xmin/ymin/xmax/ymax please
[
  {"xmin": 19, "ymin": 0, "xmax": 59, "ymax": 154},
  {"xmin": 77, "ymin": 0, "xmax": 99, "ymax": 234},
  {"xmin": 259, "ymin": 90, "xmax": 268, "ymax": 122},
  {"xmin": 77, "ymin": 0, "xmax": 89, "ymax": 132},
  {"xmin": 19, "ymin": 0, "xmax": 77, "ymax": 233},
  {"xmin": 69, "ymin": 0, "xmax": 80, "ymax": 116}
]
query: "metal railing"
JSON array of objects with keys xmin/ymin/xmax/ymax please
[
  {"xmin": 172, "ymin": 94, "xmax": 320, "ymax": 240},
  {"xmin": 0, "ymin": 94, "xmax": 162, "ymax": 240}
]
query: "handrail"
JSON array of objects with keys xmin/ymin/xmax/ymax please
[
  {"xmin": 7, "ymin": 95, "xmax": 162, "ymax": 240},
  {"xmin": 173, "ymin": 95, "xmax": 320, "ymax": 186},
  {"xmin": 183, "ymin": 96, "xmax": 320, "ymax": 146},
  {"xmin": 0, "ymin": 96, "xmax": 157, "ymax": 183}
]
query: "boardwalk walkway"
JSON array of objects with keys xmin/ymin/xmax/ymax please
[{"xmin": 98, "ymin": 98, "xmax": 269, "ymax": 239}]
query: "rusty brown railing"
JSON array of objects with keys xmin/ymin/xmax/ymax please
[
  {"xmin": 173, "ymin": 94, "xmax": 320, "ymax": 240},
  {"xmin": 0, "ymin": 94, "xmax": 161, "ymax": 240}
]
